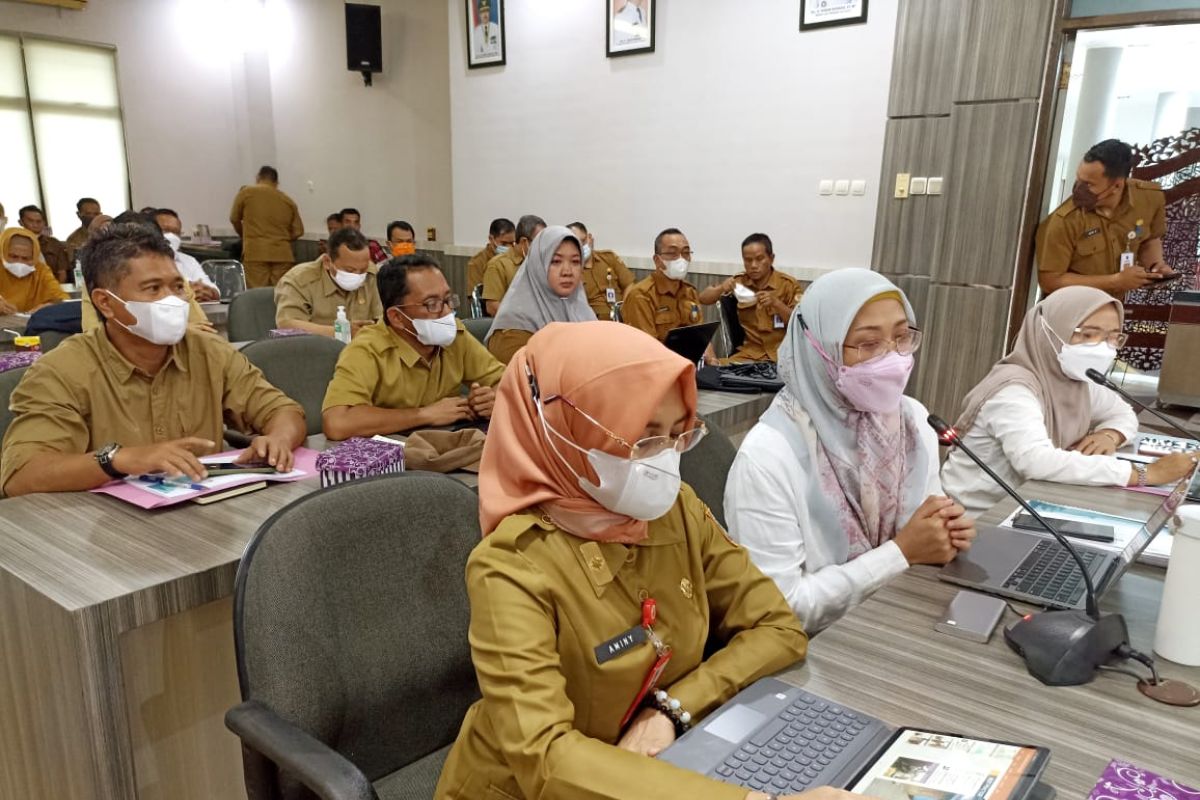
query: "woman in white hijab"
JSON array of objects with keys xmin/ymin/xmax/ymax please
[
  {"xmin": 942, "ymin": 286, "xmax": 1198, "ymax": 513},
  {"xmin": 486, "ymin": 226, "xmax": 597, "ymax": 363},
  {"xmin": 724, "ymin": 269, "xmax": 974, "ymax": 633}
]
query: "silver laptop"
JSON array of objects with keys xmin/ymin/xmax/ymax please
[
  {"xmin": 659, "ymin": 677, "xmax": 1049, "ymax": 798},
  {"xmin": 939, "ymin": 474, "xmax": 1192, "ymax": 610}
]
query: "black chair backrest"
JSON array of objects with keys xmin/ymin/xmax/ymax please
[
  {"xmin": 228, "ymin": 287, "xmax": 277, "ymax": 342},
  {"xmin": 0, "ymin": 366, "xmax": 29, "ymax": 447},
  {"xmin": 680, "ymin": 414, "xmax": 739, "ymax": 530},
  {"xmin": 719, "ymin": 294, "xmax": 746, "ymax": 354},
  {"xmin": 238, "ymin": 336, "xmax": 345, "ymax": 436},
  {"xmin": 463, "ymin": 317, "xmax": 492, "ymax": 344},
  {"xmin": 233, "ymin": 473, "xmax": 482, "ymax": 792}
]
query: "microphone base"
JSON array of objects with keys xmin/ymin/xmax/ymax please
[{"xmin": 1003, "ymin": 609, "xmax": 1128, "ymax": 686}]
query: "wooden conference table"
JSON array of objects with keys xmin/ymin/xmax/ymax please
[{"xmin": 777, "ymin": 481, "xmax": 1200, "ymax": 797}]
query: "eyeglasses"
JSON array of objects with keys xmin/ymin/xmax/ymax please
[
  {"xmin": 844, "ymin": 327, "xmax": 924, "ymax": 362},
  {"xmin": 397, "ymin": 294, "xmax": 460, "ymax": 315},
  {"xmin": 543, "ymin": 393, "xmax": 706, "ymax": 458},
  {"xmin": 657, "ymin": 249, "xmax": 694, "ymax": 260},
  {"xmin": 1070, "ymin": 326, "xmax": 1128, "ymax": 348}
]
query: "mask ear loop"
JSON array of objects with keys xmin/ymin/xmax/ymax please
[
  {"xmin": 524, "ymin": 361, "xmax": 601, "ymax": 492},
  {"xmin": 798, "ymin": 313, "xmax": 840, "ymax": 383}
]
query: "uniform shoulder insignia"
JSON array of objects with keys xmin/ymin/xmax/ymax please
[{"xmin": 702, "ymin": 504, "xmax": 740, "ymax": 548}]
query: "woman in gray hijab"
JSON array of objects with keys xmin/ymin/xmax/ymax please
[{"xmin": 486, "ymin": 226, "xmax": 596, "ymax": 363}]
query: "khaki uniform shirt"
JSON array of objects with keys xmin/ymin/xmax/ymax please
[
  {"xmin": 0, "ymin": 327, "xmax": 301, "ymax": 493},
  {"xmin": 322, "ymin": 320, "xmax": 506, "ymax": 413},
  {"xmin": 434, "ymin": 485, "xmax": 808, "ymax": 800},
  {"xmin": 38, "ymin": 234, "xmax": 71, "ymax": 281},
  {"xmin": 486, "ymin": 328, "xmax": 532, "ymax": 365},
  {"xmin": 80, "ymin": 283, "xmax": 209, "ymax": 332},
  {"xmin": 0, "ymin": 262, "xmax": 68, "ymax": 312},
  {"xmin": 229, "ymin": 184, "xmax": 304, "ymax": 263},
  {"xmin": 274, "ymin": 259, "xmax": 383, "ymax": 327},
  {"xmin": 65, "ymin": 226, "xmax": 90, "ymax": 262},
  {"xmin": 622, "ymin": 271, "xmax": 703, "ymax": 342},
  {"xmin": 467, "ymin": 244, "xmax": 497, "ymax": 289},
  {"xmin": 481, "ymin": 250, "xmax": 524, "ymax": 304},
  {"xmin": 1036, "ymin": 179, "xmax": 1167, "ymax": 292},
  {"xmin": 729, "ymin": 269, "xmax": 803, "ymax": 363},
  {"xmin": 582, "ymin": 250, "xmax": 636, "ymax": 320}
]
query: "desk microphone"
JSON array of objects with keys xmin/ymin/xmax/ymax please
[
  {"xmin": 1084, "ymin": 368, "xmax": 1198, "ymax": 443},
  {"xmin": 928, "ymin": 414, "xmax": 1129, "ymax": 686}
]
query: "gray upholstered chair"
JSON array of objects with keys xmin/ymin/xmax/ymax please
[
  {"xmin": 228, "ymin": 287, "xmax": 278, "ymax": 342},
  {"xmin": 463, "ymin": 317, "xmax": 491, "ymax": 344},
  {"xmin": 238, "ymin": 336, "xmax": 345, "ymax": 436},
  {"xmin": 680, "ymin": 414, "xmax": 739, "ymax": 530},
  {"xmin": 0, "ymin": 366, "xmax": 29, "ymax": 446},
  {"xmin": 226, "ymin": 472, "xmax": 482, "ymax": 800}
]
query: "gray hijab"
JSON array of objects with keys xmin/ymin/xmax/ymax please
[{"xmin": 486, "ymin": 226, "xmax": 596, "ymax": 342}]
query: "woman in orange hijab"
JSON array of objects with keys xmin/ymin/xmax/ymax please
[
  {"xmin": 0, "ymin": 227, "xmax": 69, "ymax": 314},
  {"xmin": 436, "ymin": 321, "xmax": 860, "ymax": 800}
]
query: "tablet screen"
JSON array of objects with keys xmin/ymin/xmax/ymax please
[{"xmin": 849, "ymin": 729, "xmax": 1043, "ymax": 799}]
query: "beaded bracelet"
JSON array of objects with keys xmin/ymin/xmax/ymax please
[{"xmin": 646, "ymin": 688, "xmax": 692, "ymax": 736}]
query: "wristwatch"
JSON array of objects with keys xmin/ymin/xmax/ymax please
[
  {"xmin": 1133, "ymin": 463, "xmax": 1148, "ymax": 487},
  {"xmin": 95, "ymin": 442, "xmax": 126, "ymax": 479}
]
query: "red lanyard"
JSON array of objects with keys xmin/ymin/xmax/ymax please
[{"xmin": 619, "ymin": 598, "xmax": 672, "ymax": 728}]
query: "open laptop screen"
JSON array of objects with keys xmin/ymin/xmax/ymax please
[{"xmin": 1118, "ymin": 470, "xmax": 1194, "ymax": 568}]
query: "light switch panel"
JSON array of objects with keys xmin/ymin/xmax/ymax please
[
  {"xmin": 818, "ymin": 179, "xmax": 834, "ymax": 196},
  {"xmin": 834, "ymin": 179, "xmax": 850, "ymax": 196},
  {"xmin": 894, "ymin": 173, "xmax": 910, "ymax": 199},
  {"xmin": 909, "ymin": 177, "xmax": 928, "ymax": 195},
  {"xmin": 927, "ymin": 177, "xmax": 944, "ymax": 195},
  {"xmin": 850, "ymin": 179, "xmax": 866, "ymax": 196}
]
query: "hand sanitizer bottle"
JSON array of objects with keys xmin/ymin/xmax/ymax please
[{"xmin": 333, "ymin": 305, "xmax": 352, "ymax": 344}]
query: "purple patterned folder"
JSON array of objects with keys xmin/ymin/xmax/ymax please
[
  {"xmin": 1088, "ymin": 760, "xmax": 1199, "ymax": 799},
  {"xmin": 315, "ymin": 437, "xmax": 405, "ymax": 488},
  {"xmin": 268, "ymin": 328, "xmax": 312, "ymax": 338},
  {"xmin": 0, "ymin": 351, "xmax": 41, "ymax": 372}
]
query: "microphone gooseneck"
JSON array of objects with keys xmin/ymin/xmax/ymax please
[{"xmin": 1085, "ymin": 368, "xmax": 1197, "ymax": 443}]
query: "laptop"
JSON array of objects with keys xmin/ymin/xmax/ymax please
[
  {"xmin": 659, "ymin": 677, "xmax": 1049, "ymax": 798},
  {"xmin": 664, "ymin": 321, "xmax": 720, "ymax": 364},
  {"xmin": 1117, "ymin": 433, "xmax": 1200, "ymax": 502},
  {"xmin": 939, "ymin": 472, "xmax": 1193, "ymax": 610}
]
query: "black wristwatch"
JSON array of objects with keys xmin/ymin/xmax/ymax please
[{"xmin": 95, "ymin": 442, "xmax": 126, "ymax": 479}]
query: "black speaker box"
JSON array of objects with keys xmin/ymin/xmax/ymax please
[{"xmin": 346, "ymin": 3, "xmax": 382, "ymax": 74}]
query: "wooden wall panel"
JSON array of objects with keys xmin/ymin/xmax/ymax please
[
  {"xmin": 886, "ymin": 0, "xmax": 964, "ymax": 118},
  {"xmin": 937, "ymin": 101, "xmax": 1039, "ymax": 287},
  {"xmin": 872, "ymin": 117, "xmax": 952, "ymax": 276},
  {"xmin": 954, "ymin": 0, "xmax": 1055, "ymax": 102}
]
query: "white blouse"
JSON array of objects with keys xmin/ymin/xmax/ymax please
[
  {"xmin": 940, "ymin": 383, "xmax": 1138, "ymax": 515},
  {"xmin": 724, "ymin": 395, "xmax": 942, "ymax": 633}
]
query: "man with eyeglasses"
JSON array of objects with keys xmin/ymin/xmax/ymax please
[
  {"xmin": 1037, "ymin": 138, "xmax": 1175, "ymax": 299},
  {"xmin": 321, "ymin": 254, "xmax": 506, "ymax": 440},
  {"xmin": 623, "ymin": 228, "xmax": 706, "ymax": 345},
  {"xmin": 482, "ymin": 214, "xmax": 545, "ymax": 316}
]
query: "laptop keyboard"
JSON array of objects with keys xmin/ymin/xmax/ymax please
[
  {"xmin": 1004, "ymin": 539, "xmax": 1105, "ymax": 606},
  {"xmin": 713, "ymin": 690, "xmax": 875, "ymax": 793}
]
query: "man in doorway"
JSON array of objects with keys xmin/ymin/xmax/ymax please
[
  {"xmin": 481, "ymin": 214, "xmax": 545, "ymax": 316},
  {"xmin": 18, "ymin": 204, "xmax": 70, "ymax": 283},
  {"xmin": 1037, "ymin": 138, "xmax": 1174, "ymax": 298},
  {"xmin": 229, "ymin": 165, "xmax": 305, "ymax": 288}
]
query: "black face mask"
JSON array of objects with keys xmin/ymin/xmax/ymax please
[{"xmin": 1072, "ymin": 180, "xmax": 1100, "ymax": 212}]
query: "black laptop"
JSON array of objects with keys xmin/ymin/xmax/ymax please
[{"xmin": 664, "ymin": 321, "xmax": 720, "ymax": 364}]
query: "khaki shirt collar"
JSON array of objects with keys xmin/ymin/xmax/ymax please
[
  {"xmin": 569, "ymin": 515, "xmax": 686, "ymax": 598},
  {"xmin": 96, "ymin": 324, "xmax": 188, "ymax": 382},
  {"xmin": 652, "ymin": 269, "xmax": 681, "ymax": 296}
]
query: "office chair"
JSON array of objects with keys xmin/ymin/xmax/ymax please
[
  {"xmin": 237, "ymin": 336, "xmax": 345, "ymax": 436},
  {"xmin": 227, "ymin": 287, "xmax": 277, "ymax": 342},
  {"xmin": 609, "ymin": 300, "xmax": 624, "ymax": 323},
  {"xmin": 718, "ymin": 294, "xmax": 746, "ymax": 359},
  {"xmin": 679, "ymin": 414, "xmax": 739, "ymax": 530},
  {"xmin": 226, "ymin": 472, "xmax": 482, "ymax": 800},
  {"xmin": 201, "ymin": 259, "xmax": 248, "ymax": 300},
  {"xmin": 469, "ymin": 284, "xmax": 486, "ymax": 319},
  {"xmin": 463, "ymin": 317, "xmax": 492, "ymax": 344}
]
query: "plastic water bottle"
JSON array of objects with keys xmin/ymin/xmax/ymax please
[
  {"xmin": 73, "ymin": 259, "xmax": 84, "ymax": 288},
  {"xmin": 333, "ymin": 305, "xmax": 352, "ymax": 344}
]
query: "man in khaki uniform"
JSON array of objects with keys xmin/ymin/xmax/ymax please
[
  {"xmin": 568, "ymin": 221, "xmax": 636, "ymax": 320},
  {"xmin": 1, "ymin": 223, "xmax": 306, "ymax": 497},
  {"xmin": 229, "ymin": 165, "xmax": 305, "ymax": 288},
  {"xmin": 623, "ymin": 227, "xmax": 704, "ymax": 342},
  {"xmin": 1037, "ymin": 139, "xmax": 1173, "ymax": 299},
  {"xmin": 18, "ymin": 204, "xmax": 71, "ymax": 283},
  {"xmin": 65, "ymin": 197, "xmax": 101, "ymax": 266},
  {"xmin": 698, "ymin": 232, "xmax": 802, "ymax": 362},
  {"xmin": 482, "ymin": 214, "xmax": 545, "ymax": 316},
  {"xmin": 322, "ymin": 254, "xmax": 506, "ymax": 440},
  {"xmin": 467, "ymin": 217, "xmax": 515, "ymax": 289},
  {"xmin": 275, "ymin": 226, "xmax": 382, "ymax": 338}
]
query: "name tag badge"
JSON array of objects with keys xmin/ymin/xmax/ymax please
[
  {"xmin": 1120, "ymin": 251, "xmax": 1135, "ymax": 270},
  {"xmin": 1083, "ymin": 228, "xmax": 1101, "ymax": 239},
  {"xmin": 773, "ymin": 314, "xmax": 785, "ymax": 329},
  {"xmin": 606, "ymin": 288, "xmax": 617, "ymax": 304},
  {"xmin": 595, "ymin": 624, "xmax": 648, "ymax": 665}
]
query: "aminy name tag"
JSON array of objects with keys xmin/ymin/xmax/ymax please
[
  {"xmin": 606, "ymin": 288, "xmax": 618, "ymax": 304},
  {"xmin": 595, "ymin": 625, "xmax": 648, "ymax": 665}
]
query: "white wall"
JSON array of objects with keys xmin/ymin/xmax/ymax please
[
  {"xmin": 0, "ymin": 0, "xmax": 452, "ymax": 242},
  {"xmin": 447, "ymin": 0, "xmax": 899, "ymax": 272}
]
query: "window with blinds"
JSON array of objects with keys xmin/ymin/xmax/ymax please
[{"xmin": 0, "ymin": 34, "xmax": 129, "ymax": 237}]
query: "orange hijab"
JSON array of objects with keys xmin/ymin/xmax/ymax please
[{"xmin": 479, "ymin": 320, "xmax": 698, "ymax": 542}]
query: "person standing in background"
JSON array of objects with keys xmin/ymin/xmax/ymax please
[
  {"xmin": 18, "ymin": 205, "xmax": 70, "ymax": 283},
  {"xmin": 65, "ymin": 197, "xmax": 102, "ymax": 264},
  {"xmin": 229, "ymin": 166, "xmax": 304, "ymax": 288}
]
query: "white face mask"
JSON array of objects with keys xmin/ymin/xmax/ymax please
[
  {"xmin": 398, "ymin": 308, "xmax": 458, "ymax": 348},
  {"xmin": 733, "ymin": 282, "xmax": 757, "ymax": 305},
  {"xmin": 535, "ymin": 393, "xmax": 682, "ymax": 521},
  {"xmin": 663, "ymin": 257, "xmax": 689, "ymax": 281},
  {"xmin": 4, "ymin": 261, "xmax": 35, "ymax": 279},
  {"xmin": 581, "ymin": 243, "xmax": 593, "ymax": 262},
  {"xmin": 163, "ymin": 232, "xmax": 182, "ymax": 252},
  {"xmin": 1042, "ymin": 318, "xmax": 1117, "ymax": 382},
  {"xmin": 495, "ymin": 244, "xmax": 510, "ymax": 255},
  {"xmin": 106, "ymin": 291, "xmax": 190, "ymax": 345},
  {"xmin": 333, "ymin": 269, "xmax": 368, "ymax": 292}
]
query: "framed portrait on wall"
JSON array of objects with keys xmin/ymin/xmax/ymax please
[
  {"xmin": 800, "ymin": 0, "xmax": 868, "ymax": 31},
  {"xmin": 607, "ymin": 0, "xmax": 655, "ymax": 57},
  {"xmin": 466, "ymin": 0, "xmax": 505, "ymax": 69}
]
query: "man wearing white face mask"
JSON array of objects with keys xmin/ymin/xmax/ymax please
[
  {"xmin": 275, "ymin": 226, "xmax": 382, "ymax": 338},
  {"xmin": 1, "ymin": 223, "xmax": 307, "ymax": 497},
  {"xmin": 151, "ymin": 208, "xmax": 221, "ymax": 302},
  {"xmin": 322, "ymin": 254, "xmax": 506, "ymax": 440},
  {"xmin": 943, "ymin": 286, "xmax": 1198, "ymax": 514},
  {"xmin": 623, "ymin": 229, "xmax": 710, "ymax": 358}
]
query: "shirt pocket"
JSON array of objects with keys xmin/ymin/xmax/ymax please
[{"xmin": 1074, "ymin": 232, "xmax": 1106, "ymax": 257}]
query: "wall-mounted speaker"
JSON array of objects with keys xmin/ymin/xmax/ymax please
[{"xmin": 346, "ymin": 3, "xmax": 382, "ymax": 86}]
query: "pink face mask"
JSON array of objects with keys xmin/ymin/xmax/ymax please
[{"xmin": 804, "ymin": 327, "xmax": 914, "ymax": 414}]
